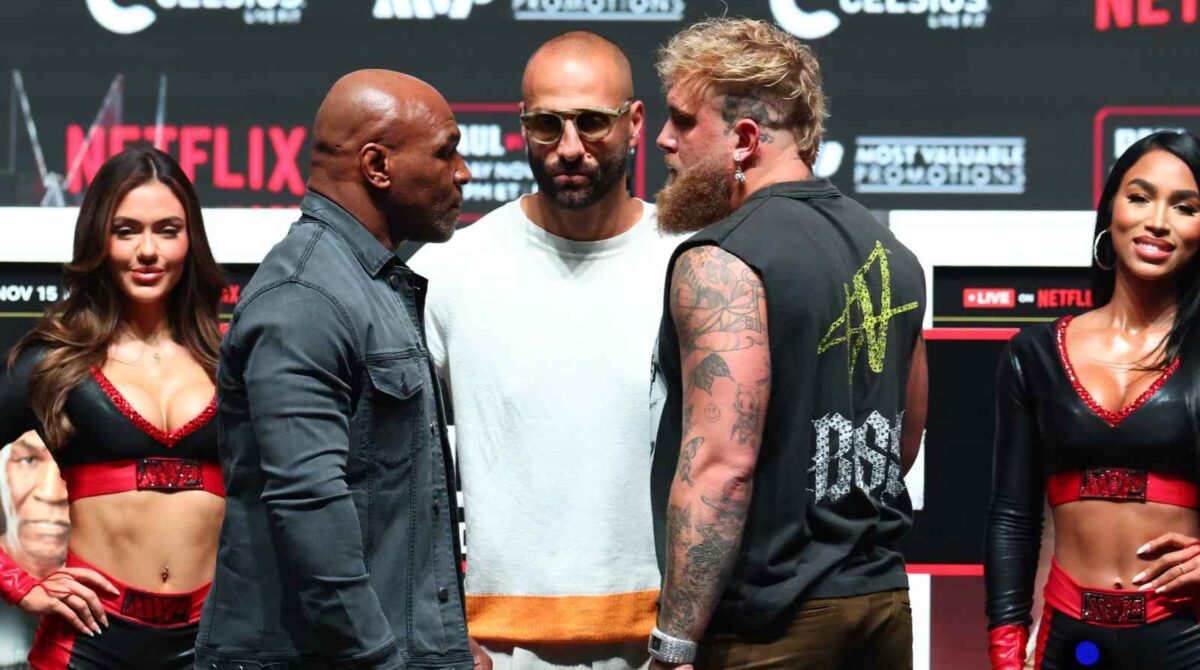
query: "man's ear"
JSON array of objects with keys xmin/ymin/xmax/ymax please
[
  {"xmin": 732, "ymin": 118, "xmax": 761, "ymax": 167},
  {"xmin": 627, "ymin": 99, "xmax": 646, "ymax": 151},
  {"xmin": 360, "ymin": 143, "xmax": 391, "ymax": 189}
]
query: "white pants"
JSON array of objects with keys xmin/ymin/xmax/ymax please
[{"xmin": 482, "ymin": 641, "xmax": 650, "ymax": 670}]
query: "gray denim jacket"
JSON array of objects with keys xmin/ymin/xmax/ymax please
[{"xmin": 195, "ymin": 191, "xmax": 470, "ymax": 670}]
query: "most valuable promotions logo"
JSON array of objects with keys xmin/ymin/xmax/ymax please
[
  {"xmin": 853, "ymin": 136, "xmax": 1026, "ymax": 194},
  {"xmin": 512, "ymin": 0, "xmax": 684, "ymax": 22},
  {"xmin": 372, "ymin": 0, "xmax": 492, "ymax": 19},
  {"xmin": 770, "ymin": 0, "xmax": 988, "ymax": 40},
  {"xmin": 86, "ymin": 0, "xmax": 304, "ymax": 35}
]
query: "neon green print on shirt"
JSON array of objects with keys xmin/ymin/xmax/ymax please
[{"xmin": 817, "ymin": 240, "xmax": 919, "ymax": 378}]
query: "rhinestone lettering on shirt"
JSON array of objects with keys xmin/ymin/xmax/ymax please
[{"xmin": 810, "ymin": 411, "xmax": 906, "ymax": 504}]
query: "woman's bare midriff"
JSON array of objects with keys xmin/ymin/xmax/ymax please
[
  {"xmin": 1054, "ymin": 499, "xmax": 1200, "ymax": 589},
  {"xmin": 68, "ymin": 489, "xmax": 224, "ymax": 593}
]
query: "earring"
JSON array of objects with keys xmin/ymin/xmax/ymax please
[
  {"xmin": 734, "ymin": 156, "xmax": 746, "ymax": 184},
  {"xmin": 1093, "ymin": 229, "xmax": 1115, "ymax": 271}
]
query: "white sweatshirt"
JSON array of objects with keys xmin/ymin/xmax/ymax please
[{"xmin": 407, "ymin": 197, "xmax": 681, "ymax": 644}]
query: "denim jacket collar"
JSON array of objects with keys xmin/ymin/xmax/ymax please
[{"xmin": 300, "ymin": 189, "xmax": 399, "ymax": 278}]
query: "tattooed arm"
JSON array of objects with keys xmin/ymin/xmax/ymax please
[{"xmin": 655, "ymin": 245, "xmax": 771, "ymax": 663}]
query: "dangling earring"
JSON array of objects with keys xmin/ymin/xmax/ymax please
[
  {"xmin": 734, "ymin": 155, "xmax": 746, "ymax": 184},
  {"xmin": 1093, "ymin": 229, "xmax": 1115, "ymax": 270}
]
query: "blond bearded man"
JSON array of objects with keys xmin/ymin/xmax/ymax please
[{"xmin": 647, "ymin": 19, "xmax": 928, "ymax": 670}]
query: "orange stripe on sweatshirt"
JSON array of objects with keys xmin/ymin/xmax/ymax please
[{"xmin": 466, "ymin": 590, "xmax": 659, "ymax": 644}]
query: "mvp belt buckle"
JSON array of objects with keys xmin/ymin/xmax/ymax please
[
  {"xmin": 1081, "ymin": 591, "xmax": 1147, "ymax": 624},
  {"xmin": 1079, "ymin": 467, "xmax": 1148, "ymax": 501},
  {"xmin": 135, "ymin": 458, "xmax": 204, "ymax": 492},
  {"xmin": 122, "ymin": 587, "xmax": 192, "ymax": 626}
]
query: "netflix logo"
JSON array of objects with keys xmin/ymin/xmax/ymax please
[
  {"xmin": 1036, "ymin": 288, "xmax": 1092, "ymax": 309},
  {"xmin": 66, "ymin": 123, "xmax": 308, "ymax": 198},
  {"xmin": 1096, "ymin": 0, "xmax": 1197, "ymax": 30},
  {"xmin": 963, "ymin": 288, "xmax": 1015, "ymax": 309}
]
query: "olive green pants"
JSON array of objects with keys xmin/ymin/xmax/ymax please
[{"xmin": 696, "ymin": 589, "xmax": 912, "ymax": 670}]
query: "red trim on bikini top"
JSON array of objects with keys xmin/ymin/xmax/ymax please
[
  {"xmin": 1054, "ymin": 315, "xmax": 1180, "ymax": 428},
  {"xmin": 89, "ymin": 367, "xmax": 216, "ymax": 448}
]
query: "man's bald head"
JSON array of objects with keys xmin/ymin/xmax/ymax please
[
  {"xmin": 519, "ymin": 32, "xmax": 643, "ymax": 214},
  {"xmin": 522, "ymin": 31, "xmax": 634, "ymax": 105},
  {"xmin": 307, "ymin": 69, "xmax": 469, "ymax": 246},
  {"xmin": 311, "ymin": 69, "xmax": 449, "ymax": 178}
]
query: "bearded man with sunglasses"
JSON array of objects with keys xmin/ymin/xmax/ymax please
[{"xmin": 407, "ymin": 31, "xmax": 681, "ymax": 670}]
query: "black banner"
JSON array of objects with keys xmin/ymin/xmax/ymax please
[
  {"xmin": 901, "ymin": 337, "xmax": 1006, "ymax": 565},
  {"xmin": 933, "ymin": 266, "xmax": 1093, "ymax": 328},
  {"xmin": 0, "ymin": 1, "xmax": 1195, "ymax": 213}
]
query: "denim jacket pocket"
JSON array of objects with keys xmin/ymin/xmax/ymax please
[{"xmin": 364, "ymin": 355, "xmax": 426, "ymax": 466}]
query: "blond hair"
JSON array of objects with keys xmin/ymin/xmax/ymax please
[{"xmin": 657, "ymin": 17, "xmax": 827, "ymax": 165}]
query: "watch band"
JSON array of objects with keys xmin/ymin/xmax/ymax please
[{"xmin": 648, "ymin": 627, "xmax": 698, "ymax": 664}]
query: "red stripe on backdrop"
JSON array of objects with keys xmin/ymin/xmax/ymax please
[
  {"xmin": 907, "ymin": 563, "xmax": 985, "ymax": 577},
  {"xmin": 923, "ymin": 328, "xmax": 1020, "ymax": 341}
]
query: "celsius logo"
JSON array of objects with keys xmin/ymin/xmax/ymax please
[
  {"xmin": 86, "ymin": 0, "xmax": 305, "ymax": 35},
  {"xmin": 769, "ymin": 0, "xmax": 839, "ymax": 39},
  {"xmin": 373, "ymin": 0, "xmax": 492, "ymax": 19},
  {"xmin": 771, "ymin": 0, "xmax": 989, "ymax": 40},
  {"xmin": 86, "ymin": 0, "xmax": 155, "ymax": 34}
]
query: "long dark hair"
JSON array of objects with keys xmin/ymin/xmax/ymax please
[
  {"xmin": 1091, "ymin": 131, "xmax": 1200, "ymax": 478},
  {"xmin": 8, "ymin": 147, "xmax": 225, "ymax": 449},
  {"xmin": 1092, "ymin": 131, "xmax": 1200, "ymax": 362}
]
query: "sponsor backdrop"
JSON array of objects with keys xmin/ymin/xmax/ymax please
[
  {"xmin": 0, "ymin": 2, "xmax": 1194, "ymax": 668},
  {"xmin": 1, "ymin": 2, "xmax": 1197, "ymax": 212}
]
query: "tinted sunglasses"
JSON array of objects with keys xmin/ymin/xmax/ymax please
[{"xmin": 519, "ymin": 100, "xmax": 632, "ymax": 145}]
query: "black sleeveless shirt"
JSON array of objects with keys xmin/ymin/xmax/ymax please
[{"xmin": 651, "ymin": 179, "xmax": 926, "ymax": 634}]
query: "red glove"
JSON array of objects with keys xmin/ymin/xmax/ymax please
[
  {"xmin": 988, "ymin": 624, "xmax": 1029, "ymax": 670},
  {"xmin": 988, "ymin": 629, "xmax": 1027, "ymax": 667},
  {"xmin": 0, "ymin": 548, "xmax": 37, "ymax": 606}
]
